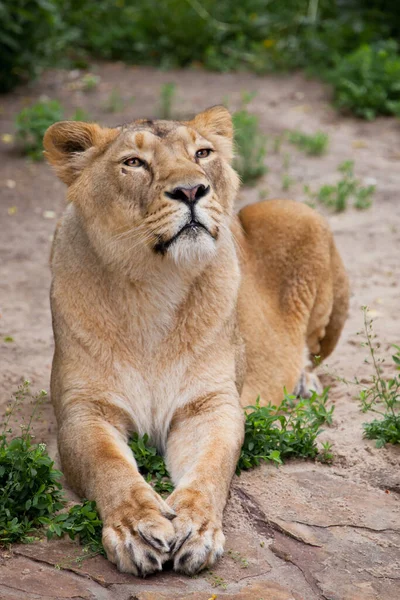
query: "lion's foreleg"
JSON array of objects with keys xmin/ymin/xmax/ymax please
[
  {"xmin": 165, "ymin": 388, "xmax": 244, "ymax": 574},
  {"xmin": 57, "ymin": 399, "xmax": 176, "ymax": 576}
]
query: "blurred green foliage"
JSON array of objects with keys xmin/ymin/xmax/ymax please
[
  {"xmin": 15, "ymin": 100, "xmax": 64, "ymax": 160},
  {"xmin": 0, "ymin": 0, "xmax": 71, "ymax": 93},
  {"xmin": 328, "ymin": 41, "xmax": 400, "ymax": 119},
  {"xmin": 2, "ymin": 1, "xmax": 400, "ymax": 119}
]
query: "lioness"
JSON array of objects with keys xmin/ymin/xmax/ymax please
[{"xmin": 44, "ymin": 107, "xmax": 348, "ymax": 577}]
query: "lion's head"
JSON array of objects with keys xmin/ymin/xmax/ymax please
[{"xmin": 44, "ymin": 107, "xmax": 239, "ymax": 274}]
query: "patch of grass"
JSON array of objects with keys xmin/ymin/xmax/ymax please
[
  {"xmin": 282, "ymin": 174, "xmax": 294, "ymax": 191},
  {"xmin": 15, "ymin": 100, "xmax": 64, "ymax": 161},
  {"xmin": 128, "ymin": 433, "xmax": 174, "ymax": 495},
  {"xmin": 329, "ymin": 41, "xmax": 400, "ymax": 120},
  {"xmin": 227, "ymin": 549, "xmax": 249, "ymax": 568},
  {"xmin": 237, "ymin": 389, "xmax": 334, "ymax": 474},
  {"xmin": 0, "ymin": 381, "xmax": 64, "ymax": 544},
  {"xmin": 358, "ymin": 308, "xmax": 400, "ymax": 447},
  {"xmin": 1, "ymin": 383, "xmax": 333, "ymax": 552},
  {"xmin": 103, "ymin": 88, "xmax": 134, "ymax": 113},
  {"xmin": 80, "ymin": 73, "xmax": 100, "ymax": 92},
  {"xmin": 316, "ymin": 441, "xmax": 334, "ymax": 464},
  {"xmin": 44, "ymin": 500, "xmax": 105, "ymax": 555},
  {"xmin": 233, "ymin": 93, "xmax": 268, "ymax": 186},
  {"xmin": 208, "ymin": 572, "xmax": 228, "ymax": 589},
  {"xmin": 14, "ymin": 100, "xmax": 92, "ymax": 161},
  {"xmin": 288, "ymin": 130, "xmax": 329, "ymax": 156},
  {"xmin": 306, "ymin": 160, "xmax": 375, "ymax": 212},
  {"xmin": 159, "ymin": 82, "xmax": 176, "ymax": 119}
]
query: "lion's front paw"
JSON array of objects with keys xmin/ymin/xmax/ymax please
[
  {"xmin": 102, "ymin": 486, "xmax": 176, "ymax": 576},
  {"xmin": 167, "ymin": 490, "xmax": 225, "ymax": 575}
]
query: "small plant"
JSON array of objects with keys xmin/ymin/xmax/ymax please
[
  {"xmin": 159, "ymin": 82, "xmax": 176, "ymax": 119},
  {"xmin": 227, "ymin": 549, "xmax": 249, "ymax": 568},
  {"xmin": 288, "ymin": 130, "xmax": 329, "ymax": 156},
  {"xmin": 71, "ymin": 108, "xmax": 91, "ymax": 122},
  {"xmin": 237, "ymin": 389, "xmax": 334, "ymax": 474},
  {"xmin": 103, "ymin": 89, "xmax": 134, "ymax": 113},
  {"xmin": 44, "ymin": 500, "xmax": 104, "ymax": 555},
  {"xmin": 233, "ymin": 93, "xmax": 268, "ymax": 185},
  {"xmin": 0, "ymin": 382, "xmax": 64, "ymax": 544},
  {"xmin": 282, "ymin": 173, "xmax": 294, "ymax": 191},
  {"xmin": 15, "ymin": 100, "xmax": 64, "ymax": 160},
  {"xmin": 128, "ymin": 433, "xmax": 173, "ymax": 495},
  {"xmin": 208, "ymin": 572, "xmax": 228, "ymax": 589},
  {"xmin": 358, "ymin": 308, "xmax": 400, "ymax": 447},
  {"xmin": 329, "ymin": 41, "xmax": 400, "ymax": 120},
  {"xmin": 307, "ymin": 160, "xmax": 375, "ymax": 212},
  {"xmin": 317, "ymin": 441, "xmax": 334, "ymax": 464},
  {"xmin": 80, "ymin": 73, "xmax": 100, "ymax": 92}
]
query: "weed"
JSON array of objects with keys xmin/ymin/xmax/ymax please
[
  {"xmin": 317, "ymin": 441, "xmax": 334, "ymax": 464},
  {"xmin": 3, "ymin": 336, "xmax": 14, "ymax": 343},
  {"xmin": 282, "ymin": 174, "xmax": 294, "ymax": 191},
  {"xmin": 288, "ymin": 130, "xmax": 329, "ymax": 156},
  {"xmin": 0, "ymin": 383, "xmax": 334, "ymax": 552},
  {"xmin": 273, "ymin": 134, "xmax": 284, "ymax": 154},
  {"xmin": 227, "ymin": 549, "xmax": 249, "ymax": 568},
  {"xmin": 208, "ymin": 572, "xmax": 228, "ymax": 589},
  {"xmin": 237, "ymin": 389, "xmax": 334, "ymax": 474},
  {"xmin": 71, "ymin": 108, "xmax": 91, "ymax": 122},
  {"xmin": 358, "ymin": 308, "xmax": 400, "ymax": 447},
  {"xmin": 329, "ymin": 41, "xmax": 400, "ymax": 120},
  {"xmin": 0, "ymin": 381, "xmax": 64, "ymax": 544},
  {"xmin": 44, "ymin": 500, "xmax": 105, "ymax": 555},
  {"xmin": 103, "ymin": 89, "xmax": 134, "ymax": 113},
  {"xmin": 233, "ymin": 94, "xmax": 267, "ymax": 185},
  {"xmin": 306, "ymin": 160, "xmax": 375, "ymax": 212},
  {"xmin": 128, "ymin": 433, "xmax": 174, "ymax": 495},
  {"xmin": 258, "ymin": 188, "xmax": 269, "ymax": 201},
  {"xmin": 15, "ymin": 100, "xmax": 64, "ymax": 160},
  {"xmin": 80, "ymin": 73, "xmax": 100, "ymax": 92},
  {"xmin": 159, "ymin": 82, "xmax": 176, "ymax": 119}
]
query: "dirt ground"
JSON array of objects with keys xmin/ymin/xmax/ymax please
[{"xmin": 0, "ymin": 63, "xmax": 399, "ymax": 600}]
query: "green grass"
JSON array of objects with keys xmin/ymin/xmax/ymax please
[
  {"xmin": 288, "ymin": 130, "xmax": 329, "ymax": 156},
  {"xmin": 44, "ymin": 500, "xmax": 105, "ymax": 555},
  {"xmin": 358, "ymin": 308, "xmax": 400, "ymax": 447},
  {"xmin": 15, "ymin": 100, "xmax": 64, "ymax": 161},
  {"xmin": 233, "ymin": 93, "xmax": 268, "ymax": 185},
  {"xmin": 237, "ymin": 389, "xmax": 333, "ymax": 473},
  {"xmin": 0, "ymin": 382, "xmax": 64, "ymax": 544},
  {"xmin": 0, "ymin": 382, "xmax": 334, "ymax": 553},
  {"xmin": 159, "ymin": 82, "xmax": 176, "ymax": 119},
  {"xmin": 329, "ymin": 41, "xmax": 400, "ymax": 120},
  {"xmin": 3, "ymin": 2, "xmax": 400, "ymax": 121},
  {"xmin": 306, "ymin": 160, "xmax": 375, "ymax": 212},
  {"xmin": 128, "ymin": 433, "xmax": 174, "ymax": 495},
  {"xmin": 14, "ymin": 100, "xmax": 90, "ymax": 161}
]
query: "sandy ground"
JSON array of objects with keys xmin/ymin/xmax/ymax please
[{"xmin": 0, "ymin": 63, "xmax": 399, "ymax": 600}]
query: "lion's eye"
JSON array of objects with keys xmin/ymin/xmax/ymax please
[
  {"xmin": 123, "ymin": 157, "xmax": 145, "ymax": 167},
  {"xmin": 196, "ymin": 148, "xmax": 213, "ymax": 159}
]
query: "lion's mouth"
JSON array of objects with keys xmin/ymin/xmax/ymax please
[{"xmin": 154, "ymin": 219, "xmax": 213, "ymax": 255}]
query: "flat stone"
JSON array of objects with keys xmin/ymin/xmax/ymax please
[
  {"xmin": 235, "ymin": 463, "xmax": 400, "ymax": 600},
  {"xmin": 0, "ymin": 555, "xmax": 98, "ymax": 599},
  {"xmin": 134, "ymin": 580, "xmax": 302, "ymax": 599}
]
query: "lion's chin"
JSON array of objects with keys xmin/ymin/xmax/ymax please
[{"xmin": 168, "ymin": 229, "xmax": 217, "ymax": 267}]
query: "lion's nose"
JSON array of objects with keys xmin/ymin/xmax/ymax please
[{"xmin": 165, "ymin": 184, "xmax": 210, "ymax": 204}]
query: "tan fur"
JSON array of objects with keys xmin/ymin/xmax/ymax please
[{"xmin": 43, "ymin": 107, "xmax": 348, "ymax": 577}]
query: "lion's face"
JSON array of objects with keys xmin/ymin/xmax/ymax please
[{"xmin": 44, "ymin": 107, "xmax": 239, "ymax": 271}]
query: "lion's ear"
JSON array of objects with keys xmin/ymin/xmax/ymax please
[
  {"xmin": 190, "ymin": 106, "xmax": 233, "ymax": 140},
  {"xmin": 189, "ymin": 106, "xmax": 233, "ymax": 161},
  {"xmin": 43, "ymin": 121, "xmax": 116, "ymax": 185}
]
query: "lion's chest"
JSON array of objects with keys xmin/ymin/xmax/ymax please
[{"xmin": 112, "ymin": 353, "xmax": 207, "ymax": 446}]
